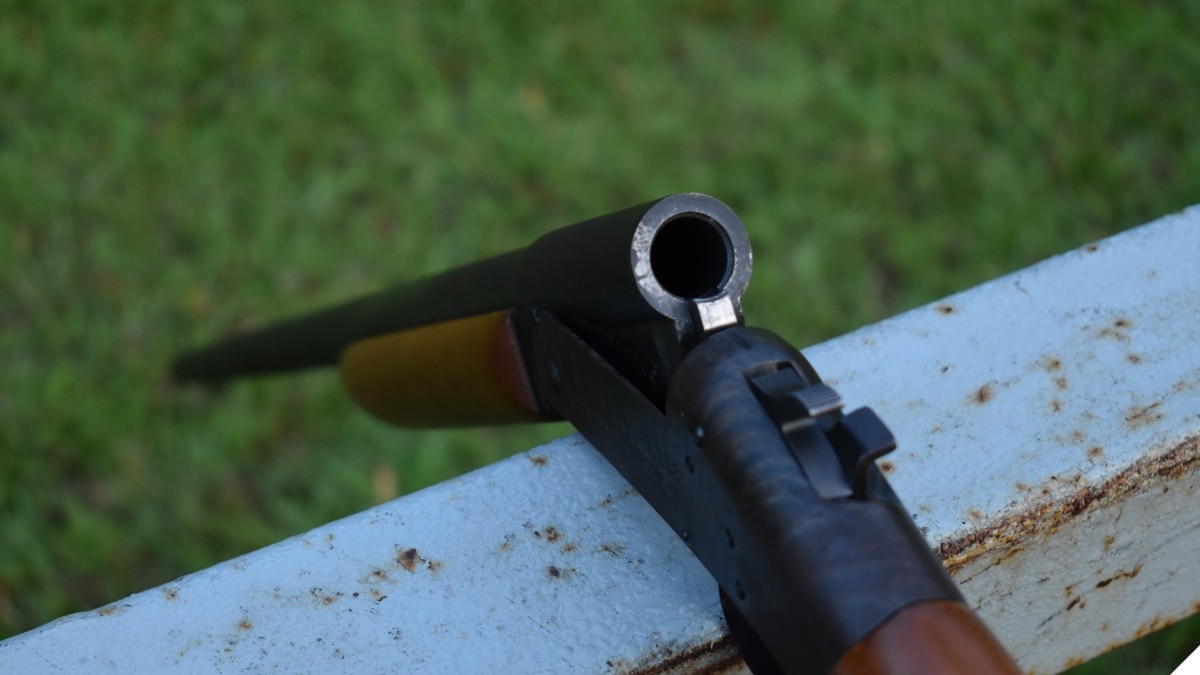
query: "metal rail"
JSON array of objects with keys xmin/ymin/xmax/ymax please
[{"xmin": 2, "ymin": 205, "xmax": 1198, "ymax": 674}]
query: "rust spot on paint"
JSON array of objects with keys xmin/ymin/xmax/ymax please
[
  {"xmin": 1133, "ymin": 615, "xmax": 1171, "ymax": 639},
  {"xmin": 600, "ymin": 542, "xmax": 626, "ymax": 557},
  {"xmin": 1066, "ymin": 597, "xmax": 1082, "ymax": 611},
  {"xmin": 1125, "ymin": 401, "xmax": 1164, "ymax": 429},
  {"xmin": 1103, "ymin": 535, "xmax": 1116, "ymax": 551},
  {"xmin": 608, "ymin": 634, "xmax": 743, "ymax": 675},
  {"xmin": 1063, "ymin": 656, "xmax": 1087, "ymax": 669},
  {"xmin": 1085, "ymin": 244, "xmax": 1099, "ymax": 253},
  {"xmin": 1055, "ymin": 377, "xmax": 1068, "ymax": 390},
  {"xmin": 1088, "ymin": 447, "xmax": 1104, "ymax": 459},
  {"xmin": 995, "ymin": 545, "xmax": 1024, "ymax": 565},
  {"xmin": 427, "ymin": 560, "xmax": 444, "ymax": 573},
  {"xmin": 397, "ymin": 548, "xmax": 422, "ymax": 572},
  {"xmin": 238, "ymin": 618, "xmax": 253, "ymax": 631},
  {"xmin": 163, "ymin": 587, "xmax": 179, "ymax": 601},
  {"xmin": 1096, "ymin": 564, "xmax": 1142, "ymax": 588},
  {"xmin": 98, "ymin": 605, "xmax": 118, "ymax": 616},
  {"xmin": 879, "ymin": 461, "xmax": 896, "ymax": 474},
  {"xmin": 369, "ymin": 588, "xmax": 387, "ymax": 602},
  {"xmin": 1127, "ymin": 353, "xmax": 1142, "ymax": 364},
  {"xmin": 309, "ymin": 587, "xmax": 343, "ymax": 606},
  {"xmin": 937, "ymin": 304, "xmax": 956, "ymax": 315},
  {"xmin": 368, "ymin": 568, "xmax": 390, "ymax": 582},
  {"xmin": 562, "ymin": 543, "xmax": 578, "ymax": 553},
  {"xmin": 1097, "ymin": 318, "xmax": 1133, "ymax": 342},
  {"xmin": 939, "ymin": 435, "xmax": 1199, "ymax": 575},
  {"xmin": 546, "ymin": 565, "xmax": 574, "ymax": 580},
  {"xmin": 972, "ymin": 384, "xmax": 993, "ymax": 404},
  {"xmin": 1070, "ymin": 430, "xmax": 1085, "ymax": 445},
  {"xmin": 968, "ymin": 508, "xmax": 983, "ymax": 522},
  {"xmin": 599, "ymin": 496, "xmax": 614, "ymax": 508},
  {"xmin": 1051, "ymin": 399, "xmax": 1063, "ymax": 413},
  {"xmin": 529, "ymin": 455, "xmax": 549, "ymax": 466},
  {"xmin": 1040, "ymin": 357, "xmax": 1062, "ymax": 372},
  {"xmin": 534, "ymin": 525, "xmax": 562, "ymax": 543}
]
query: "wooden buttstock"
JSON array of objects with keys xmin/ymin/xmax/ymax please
[
  {"xmin": 339, "ymin": 310, "xmax": 547, "ymax": 427},
  {"xmin": 830, "ymin": 600, "xmax": 1021, "ymax": 675}
]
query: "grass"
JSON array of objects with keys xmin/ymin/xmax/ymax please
[{"xmin": 2, "ymin": 1, "xmax": 1198, "ymax": 670}]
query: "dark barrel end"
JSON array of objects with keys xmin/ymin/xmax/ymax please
[
  {"xmin": 630, "ymin": 193, "xmax": 753, "ymax": 338},
  {"xmin": 648, "ymin": 213, "xmax": 733, "ymax": 299}
]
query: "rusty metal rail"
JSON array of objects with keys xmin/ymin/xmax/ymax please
[{"xmin": 2, "ymin": 205, "xmax": 1198, "ymax": 673}]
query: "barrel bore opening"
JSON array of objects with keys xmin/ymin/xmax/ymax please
[{"xmin": 650, "ymin": 215, "xmax": 733, "ymax": 299}]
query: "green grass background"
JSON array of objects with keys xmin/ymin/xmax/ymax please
[{"xmin": 2, "ymin": 1, "xmax": 1197, "ymax": 671}]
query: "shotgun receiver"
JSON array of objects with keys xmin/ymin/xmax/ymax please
[{"xmin": 174, "ymin": 194, "xmax": 1020, "ymax": 674}]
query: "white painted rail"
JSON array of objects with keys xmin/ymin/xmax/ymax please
[{"xmin": 2, "ymin": 206, "xmax": 1198, "ymax": 674}]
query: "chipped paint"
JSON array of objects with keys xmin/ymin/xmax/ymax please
[
  {"xmin": 396, "ymin": 547, "xmax": 422, "ymax": 572},
  {"xmin": 0, "ymin": 439, "xmax": 742, "ymax": 673},
  {"xmin": 1125, "ymin": 401, "xmax": 1164, "ymax": 429},
  {"xmin": 805, "ymin": 205, "xmax": 1200, "ymax": 674},
  {"xmin": 929, "ymin": 440, "xmax": 1199, "ymax": 674},
  {"xmin": 937, "ymin": 436, "xmax": 1199, "ymax": 575},
  {"xmin": 96, "ymin": 604, "xmax": 127, "ymax": 618},
  {"xmin": 609, "ymin": 635, "xmax": 744, "ymax": 675},
  {"xmin": 972, "ymin": 383, "xmax": 994, "ymax": 404}
]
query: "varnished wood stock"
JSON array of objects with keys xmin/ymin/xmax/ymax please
[
  {"xmin": 829, "ymin": 600, "xmax": 1021, "ymax": 675},
  {"xmin": 339, "ymin": 310, "xmax": 546, "ymax": 427}
]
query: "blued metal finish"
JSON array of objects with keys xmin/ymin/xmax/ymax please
[
  {"xmin": 529, "ymin": 315, "xmax": 963, "ymax": 674},
  {"xmin": 748, "ymin": 370, "xmax": 853, "ymax": 499},
  {"xmin": 172, "ymin": 193, "xmax": 750, "ymax": 381}
]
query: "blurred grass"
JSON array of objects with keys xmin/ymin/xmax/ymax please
[{"xmin": 1, "ymin": 0, "xmax": 1197, "ymax": 670}]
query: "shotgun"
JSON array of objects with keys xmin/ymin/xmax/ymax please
[{"xmin": 173, "ymin": 194, "xmax": 1021, "ymax": 674}]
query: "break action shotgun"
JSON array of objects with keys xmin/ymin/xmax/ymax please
[{"xmin": 173, "ymin": 193, "xmax": 1021, "ymax": 674}]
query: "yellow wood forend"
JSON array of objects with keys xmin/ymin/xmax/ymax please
[{"xmin": 339, "ymin": 310, "xmax": 545, "ymax": 427}]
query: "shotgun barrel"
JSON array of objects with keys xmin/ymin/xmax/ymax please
[{"xmin": 171, "ymin": 193, "xmax": 751, "ymax": 383}]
